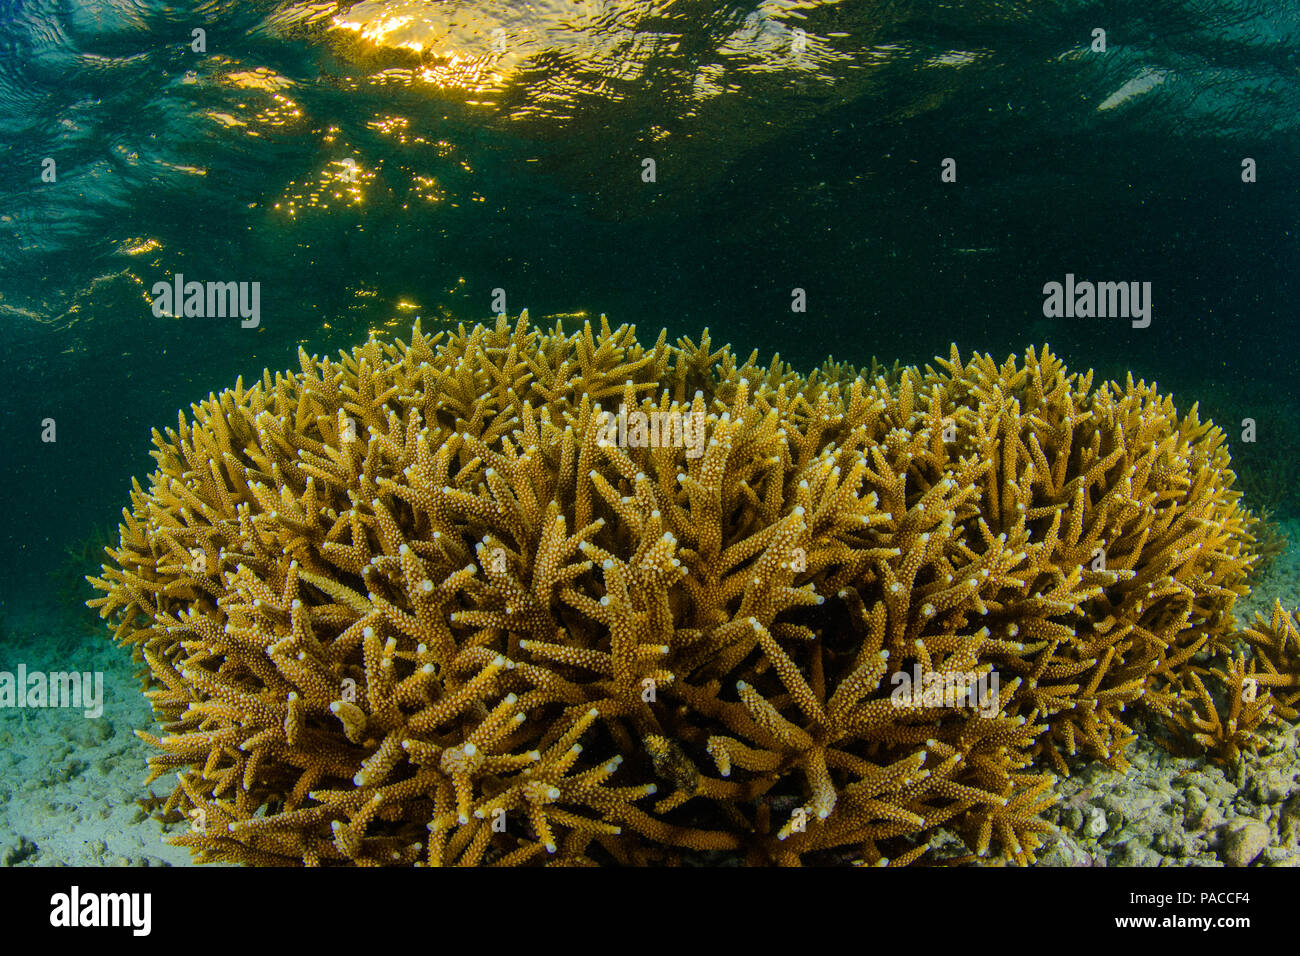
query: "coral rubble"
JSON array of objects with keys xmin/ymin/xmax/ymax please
[{"xmin": 89, "ymin": 314, "xmax": 1271, "ymax": 865}]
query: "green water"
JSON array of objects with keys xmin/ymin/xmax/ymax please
[{"xmin": 1, "ymin": 0, "xmax": 1297, "ymax": 594}]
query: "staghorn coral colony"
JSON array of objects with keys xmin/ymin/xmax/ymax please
[{"xmin": 87, "ymin": 313, "xmax": 1293, "ymax": 866}]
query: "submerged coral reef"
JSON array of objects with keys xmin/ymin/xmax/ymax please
[{"xmin": 89, "ymin": 314, "xmax": 1284, "ymax": 865}]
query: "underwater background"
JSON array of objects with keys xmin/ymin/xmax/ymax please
[{"xmin": 0, "ymin": 0, "xmax": 1297, "ymax": 865}]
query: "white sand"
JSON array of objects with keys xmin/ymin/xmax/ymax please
[{"xmin": 0, "ymin": 599, "xmax": 197, "ymax": 866}]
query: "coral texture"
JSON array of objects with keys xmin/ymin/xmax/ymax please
[
  {"xmin": 90, "ymin": 314, "xmax": 1266, "ymax": 865},
  {"xmin": 1239, "ymin": 600, "xmax": 1300, "ymax": 722}
]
